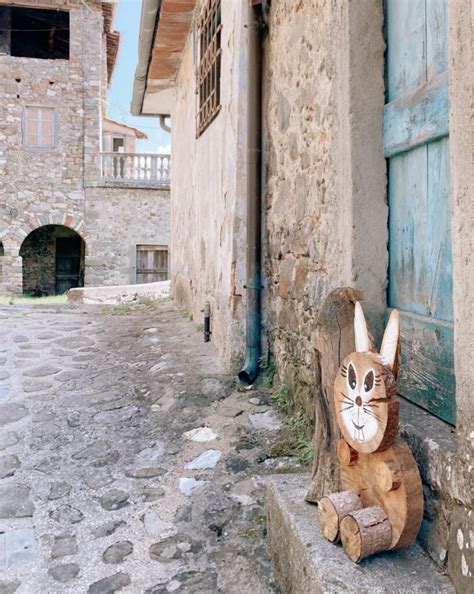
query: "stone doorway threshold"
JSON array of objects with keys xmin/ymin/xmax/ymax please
[{"xmin": 267, "ymin": 474, "xmax": 454, "ymax": 594}]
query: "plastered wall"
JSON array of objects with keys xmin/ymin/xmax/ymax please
[{"xmin": 170, "ymin": 0, "xmax": 248, "ymax": 370}]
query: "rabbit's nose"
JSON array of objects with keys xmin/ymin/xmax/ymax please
[{"xmin": 355, "ymin": 396, "xmax": 362, "ymax": 407}]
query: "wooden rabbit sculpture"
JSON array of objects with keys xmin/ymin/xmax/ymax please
[{"xmin": 318, "ymin": 302, "xmax": 423, "ymax": 562}]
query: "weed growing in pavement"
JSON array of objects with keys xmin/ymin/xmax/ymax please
[
  {"xmin": 243, "ymin": 514, "xmax": 266, "ymax": 539},
  {"xmin": 111, "ymin": 304, "xmax": 132, "ymax": 315},
  {"xmin": 195, "ymin": 323, "xmax": 204, "ymax": 333},
  {"xmin": 137, "ymin": 296, "xmax": 155, "ymax": 307},
  {"xmin": 0, "ymin": 294, "xmax": 68, "ymax": 305},
  {"xmin": 259, "ymin": 354, "xmax": 276, "ymax": 387},
  {"xmin": 287, "ymin": 410, "xmax": 313, "ymax": 466},
  {"xmin": 270, "ymin": 383, "xmax": 293, "ymax": 414},
  {"xmin": 268, "ymin": 382, "xmax": 314, "ymax": 466}
]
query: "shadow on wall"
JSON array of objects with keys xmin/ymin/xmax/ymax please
[{"xmin": 19, "ymin": 225, "xmax": 85, "ymax": 296}]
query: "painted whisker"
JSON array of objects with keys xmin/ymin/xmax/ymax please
[
  {"xmin": 365, "ymin": 399, "xmax": 379, "ymax": 407},
  {"xmin": 363, "ymin": 407, "xmax": 380, "ymax": 421},
  {"xmin": 341, "ymin": 400, "xmax": 354, "ymax": 407},
  {"xmin": 340, "ymin": 404, "xmax": 354, "ymax": 412}
]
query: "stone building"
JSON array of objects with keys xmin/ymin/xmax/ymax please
[
  {"xmin": 0, "ymin": 0, "xmax": 170, "ymax": 296},
  {"xmin": 132, "ymin": 1, "xmax": 472, "ymax": 591}
]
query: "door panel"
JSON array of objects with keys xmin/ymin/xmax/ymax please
[
  {"xmin": 136, "ymin": 245, "xmax": 168, "ymax": 283},
  {"xmin": 55, "ymin": 237, "xmax": 82, "ymax": 294},
  {"xmin": 384, "ymin": 0, "xmax": 454, "ymax": 424}
]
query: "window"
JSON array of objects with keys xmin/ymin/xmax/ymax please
[
  {"xmin": 0, "ymin": 7, "xmax": 70, "ymax": 59},
  {"xmin": 23, "ymin": 107, "xmax": 56, "ymax": 149},
  {"xmin": 113, "ymin": 137, "xmax": 125, "ymax": 153},
  {"xmin": 196, "ymin": 0, "xmax": 221, "ymax": 137}
]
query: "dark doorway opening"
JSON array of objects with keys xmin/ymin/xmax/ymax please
[
  {"xmin": 20, "ymin": 226, "xmax": 85, "ymax": 296},
  {"xmin": 55, "ymin": 236, "xmax": 82, "ymax": 294},
  {"xmin": 0, "ymin": 7, "xmax": 70, "ymax": 60}
]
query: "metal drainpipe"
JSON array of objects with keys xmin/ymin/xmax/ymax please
[
  {"xmin": 159, "ymin": 115, "xmax": 171, "ymax": 133},
  {"xmin": 238, "ymin": 3, "xmax": 263, "ymax": 384}
]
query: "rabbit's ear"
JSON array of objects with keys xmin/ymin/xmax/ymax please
[
  {"xmin": 380, "ymin": 309, "xmax": 400, "ymax": 372},
  {"xmin": 354, "ymin": 302, "xmax": 370, "ymax": 353}
]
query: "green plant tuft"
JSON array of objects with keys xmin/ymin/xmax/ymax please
[
  {"xmin": 0, "ymin": 294, "xmax": 68, "ymax": 305},
  {"xmin": 111, "ymin": 303, "xmax": 132, "ymax": 315},
  {"xmin": 259, "ymin": 354, "xmax": 276, "ymax": 387}
]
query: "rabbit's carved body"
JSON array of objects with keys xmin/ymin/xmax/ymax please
[
  {"xmin": 339, "ymin": 438, "xmax": 423, "ymax": 550},
  {"xmin": 318, "ymin": 303, "xmax": 423, "ymax": 563}
]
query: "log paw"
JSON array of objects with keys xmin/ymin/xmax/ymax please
[
  {"xmin": 318, "ymin": 490, "xmax": 362, "ymax": 543},
  {"xmin": 340, "ymin": 505, "xmax": 392, "ymax": 562}
]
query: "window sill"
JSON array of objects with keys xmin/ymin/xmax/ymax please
[
  {"xmin": 398, "ymin": 397, "xmax": 457, "ymax": 497},
  {"xmin": 22, "ymin": 146, "xmax": 58, "ymax": 152}
]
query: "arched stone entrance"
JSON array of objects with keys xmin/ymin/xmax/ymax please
[{"xmin": 19, "ymin": 225, "xmax": 85, "ymax": 296}]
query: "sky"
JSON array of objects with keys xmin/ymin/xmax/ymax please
[{"xmin": 107, "ymin": 0, "xmax": 171, "ymax": 153}]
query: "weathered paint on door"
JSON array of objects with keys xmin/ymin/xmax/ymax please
[{"xmin": 384, "ymin": 0, "xmax": 455, "ymax": 424}]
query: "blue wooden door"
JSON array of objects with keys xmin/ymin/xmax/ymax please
[{"xmin": 384, "ymin": 0, "xmax": 455, "ymax": 424}]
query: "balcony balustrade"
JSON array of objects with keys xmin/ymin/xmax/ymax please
[{"xmin": 99, "ymin": 152, "xmax": 171, "ymax": 187}]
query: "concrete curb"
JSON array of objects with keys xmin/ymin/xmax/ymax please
[
  {"xmin": 266, "ymin": 474, "xmax": 454, "ymax": 594},
  {"xmin": 67, "ymin": 280, "xmax": 170, "ymax": 304}
]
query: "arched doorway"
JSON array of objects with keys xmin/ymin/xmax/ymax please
[{"xmin": 20, "ymin": 225, "xmax": 85, "ymax": 296}]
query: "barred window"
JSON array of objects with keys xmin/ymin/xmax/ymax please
[{"xmin": 196, "ymin": 0, "xmax": 221, "ymax": 137}]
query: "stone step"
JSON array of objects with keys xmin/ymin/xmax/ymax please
[{"xmin": 267, "ymin": 474, "xmax": 455, "ymax": 594}]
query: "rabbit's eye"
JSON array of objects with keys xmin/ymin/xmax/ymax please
[
  {"xmin": 348, "ymin": 364, "xmax": 357, "ymax": 390},
  {"xmin": 364, "ymin": 371, "xmax": 374, "ymax": 392}
]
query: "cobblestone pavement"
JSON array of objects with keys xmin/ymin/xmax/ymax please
[{"xmin": 0, "ymin": 301, "xmax": 284, "ymax": 593}]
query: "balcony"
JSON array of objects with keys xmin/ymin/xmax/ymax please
[{"xmin": 99, "ymin": 152, "xmax": 171, "ymax": 188}]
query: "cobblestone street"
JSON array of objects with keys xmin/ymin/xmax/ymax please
[{"xmin": 0, "ymin": 301, "xmax": 280, "ymax": 593}]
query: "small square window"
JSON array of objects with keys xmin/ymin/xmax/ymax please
[{"xmin": 23, "ymin": 107, "xmax": 57, "ymax": 149}]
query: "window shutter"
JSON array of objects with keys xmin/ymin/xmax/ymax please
[{"xmin": 24, "ymin": 107, "xmax": 55, "ymax": 148}]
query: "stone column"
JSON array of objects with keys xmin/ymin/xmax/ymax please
[{"xmin": 0, "ymin": 256, "xmax": 23, "ymax": 295}]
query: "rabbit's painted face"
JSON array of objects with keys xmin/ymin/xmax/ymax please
[
  {"xmin": 339, "ymin": 355, "xmax": 383, "ymax": 443},
  {"xmin": 333, "ymin": 302, "xmax": 400, "ymax": 454},
  {"xmin": 334, "ymin": 353, "xmax": 394, "ymax": 453}
]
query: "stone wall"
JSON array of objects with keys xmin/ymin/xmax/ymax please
[
  {"xmin": 446, "ymin": 1, "xmax": 473, "ymax": 591},
  {"xmin": 0, "ymin": 0, "xmax": 170, "ymax": 295},
  {"xmin": 0, "ymin": 0, "xmax": 103, "ymax": 283},
  {"xmin": 85, "ymin": 186, "xmax": 170, "ymax": 286},
  {"xmin": 262, "ymin": 0, "xmax": 386, "ymax": 419},
  {"xmin": 170, "ymin": 1, "xmax": 248, "ymax": 370}
]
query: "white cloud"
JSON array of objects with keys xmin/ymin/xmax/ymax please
[{"xmin": 156, "ymin": 144, "xmax": 171, "ymax": 154}]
